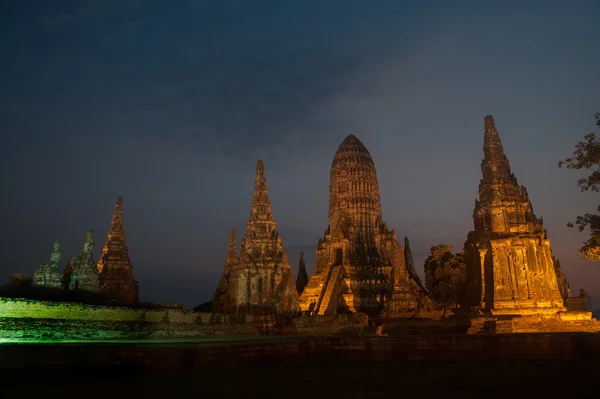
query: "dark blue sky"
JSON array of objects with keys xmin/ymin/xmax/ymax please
[{"xmin": 2, "ymin": 1, "xmax": 599, "ymax": 308}]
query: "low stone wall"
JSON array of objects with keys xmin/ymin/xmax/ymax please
[
  {"xmin": 468, "ymin": 312, "xmax": 600, "ymax": 334},
  {"xmin": 566, "ymin": 290, "xmax": 590, "ymax": 312},
  {"xmin": 0, "ymin": 298, "xmax": 371, "ymax": 342},
  {"xmin": 381, "ymin": 315, "xmax": 467, "ymax": 335},
  {"xmin": 0, "ymin": 318, "xmax": 262, "ymax": 342},
  {"xmin": 0, "ymin": 297, "xmax": 204, "ymax": 324},
  {"xmin": 0, "ymin": 297, "xmax": 262, "ymax": 342},
  {"xmin": 289, "ymin": 313, "xmax": 369, "ymax": 335}
]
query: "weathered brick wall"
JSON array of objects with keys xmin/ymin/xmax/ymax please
[
  {"xmin": 0, "ymin": 297, "xmax": 202, "ymax": 323},
  {"xmin": 566, "ymin": 290, "xmax": 589, "ymax": 312},
  {"xmin": 0, "ymin": 297, "xmax": 372, "ymax": 342},
  {"xmin": 290, "ymin": 313, "xmax": 369, "ymax": 335},
  {"xmin": 0, "ymin": 297, "xmax": 261, "ymax": 342}
]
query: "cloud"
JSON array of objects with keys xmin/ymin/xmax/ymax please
[{"xmin": 125, "ymin": 53, "xmax": 366, "ymax": 170}]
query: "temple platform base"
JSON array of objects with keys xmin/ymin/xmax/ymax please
[{"xmin": 467, "ymin": 310, "xmax": 600, "ymax": 334}]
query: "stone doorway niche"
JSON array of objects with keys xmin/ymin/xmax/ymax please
[{"xmin": 334, "ymin": 248, "xmax": 343, "ymax": 266}]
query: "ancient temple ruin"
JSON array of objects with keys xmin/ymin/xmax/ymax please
[
  {"xmin": 212, "ymin": 160, "xmax": 299, "ymax": 314},
  {"xmin": 33, "ymin": 240, "xmax": 64, "ymax": 289},
  {"xmin": 295, "ymin": 251, "xmax": 309, "ymax": 295},
  {"xmin": 553, "ymin": 257, "xmax": 571, "ymax": 303},
  {"xmin": 299, "ymin": 135, "xmax": 433, "ymax": 316},
  {"xmin": 97, "ymin": 197, "xmax": 139, "ymax": 304},
  {"xmin": 69, "ymin": 230, "xmax": 101, "ymax": 292},
  {"xmin": 464, "ymin": 115, "xmax": 600, "ymax": 333}
]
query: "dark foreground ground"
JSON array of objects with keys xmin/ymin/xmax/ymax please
[{"xmin": 1, "ymin": 359, "xmax": 597, "ymax": 398}]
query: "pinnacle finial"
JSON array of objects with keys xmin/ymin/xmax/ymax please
[
  {"xmin": 484, "ymin": 115, "xmax": 496, "ymax": 132},
  {"xmin": 116, "ymin": 196, "xmax": 123, "ymax": 207},
  {"xmin": 299, "ymin": 251, "xmax": 305, "ymax": 263},
  {"xmin": 256, "ymin": 160, "xmax": 264, "ymax": 177},
  {"xmin": 228, "ymin": 228, "xmax": 237, "ymax": 259}
]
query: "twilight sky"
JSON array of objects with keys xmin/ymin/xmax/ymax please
[{"xmin": 1, "ymin": 0, "xmax": 599, "ymax": 308}]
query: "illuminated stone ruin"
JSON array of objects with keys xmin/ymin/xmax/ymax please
[
  {"xmin": 553, "ymin": 257, "xmax": 571, "ymax": 303},
  {"xmin": 69, "ymin": 230, "xmax": 101, "ymax": 292},
  {"xmin": 464, "ymin": 115, "xmax": 600, "ymax": 333},
  {"xmin": 97, "ymin": 196, "xmax": 140, "ymax": 303},
  {"xmin": 299, "ymin": 135, "xmax": 433, "ymax": 316},
  {"xmin": 33, "ymin": 240, "xmax": 63, "ymax": 289},
  {"xmin": 212, "ymin": 160, "xmax": 299, "ymax": 314},
  {"xmin": 295, "ymin": 251, "xmax": 309, "ymax": 295}
]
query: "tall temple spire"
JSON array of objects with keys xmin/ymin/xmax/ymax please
[
  {"xmin": 460, "ymin": 115, "xmax": 598, "ymax": 334},
  {"xmin": 213, "ymin": 160, "xmax": 299, "ymax": 314},
  {"xmin": 481, "ymin": 114, "xmax": 514, "ymax": 184},
  {"xmin": 98, "ymin": 197, "xmax": 128, "ymax": 274},
  {"xmin": 329, "ymin": 134, "xmax": 382, "ymax": 232},
  {"xmin": 96, "ymin": 196, "xmax": 139, "ymax": 303},
  {"xmin": 299, "ymin": 134, "xmax": 433, "ymax": 316},
  {"xmin": 253, "ymin": 160, "xmax": 271, "ymax": 208},
  {"xmin": 106, "ymin": 196, "xmax": 126, "ymax": 254},
  {"xmin": 296, "ymin": 251, "xmax": 309, "ymax": 295},
  {"xmin": 483, "ymin": 115, "xmax": 504, "ymax": 160},
  {"xmin": 246, "ymin": 160, "xmax": 276, "ymax": 236},
  {"xmin": 476, "ymin": 115, "xmax": 532, "ymax": 229},
  {"xmin": 228, "ymin": 228, "xmax": 237, "ymax": 260}
]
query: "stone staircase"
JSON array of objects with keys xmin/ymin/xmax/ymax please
[{"xmin": 318, "ymin": 266, "xmax": 342, "ymax": 315}]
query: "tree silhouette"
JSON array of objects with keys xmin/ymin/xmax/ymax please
[
  {"xmin": 423, "ymin": 244, "xmax": 467, "ymax": 307},
  {"xmin": 558, "ymin": 113, "xmax": 600, "ymax": 261}
]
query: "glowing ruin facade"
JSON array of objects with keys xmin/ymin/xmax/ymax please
[
  {"xmin": 464, "ymin": 115, "xmax": 600, "ymax": 332},
  {"xmin": 299, "ymin": 135, "xmax": 432, "ymax": 316},
  {"xmin": 97, "ymin": 197, "xmax": 139, "ymax": 304},
  {"xmin": 212, "ymin": 160, "xmax": 299, "ymax": 314}
]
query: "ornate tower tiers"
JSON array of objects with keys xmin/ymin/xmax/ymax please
[
  {"xmin": 97, "ymin": 197, "xmax": 139, "ymax": 304},
  {"xmin": 464, "ymin": 115, "xmax": 599, "ymax": 333},
  {"xmin": 212, "ymin": 161, "xmax": 299, "ymax": 314},
  {"xmin": 299, "ymin": 135, "xmax": 431, "ymax": 316}
]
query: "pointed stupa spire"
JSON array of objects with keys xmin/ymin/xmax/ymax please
[
  {"xmin": 96, "ymin": 196, "xmax": 138, "ymax": 303},
  {"xmin": 253, "ymin": 160, "xmax": 271, "ymax": 208},
  {"xmin": 108, "ymin": 196, "xmax": 126, "ymax": 242},
  {"xmin": 295, "ymin": 251, "xmax": 309, "ymax": 295},
  {"xmin": 481, "ymin": 115, "xmax": 514, "ymax": 182},
  {"xmin": 483, "ymin": 115, "xmax": 504, "ymax": 160},
  {"xmin": 473, "ymin": 115, "xmax": 540, "ymax": 233},
  {"xmin": 227, "ymin": 228, "xmax": 237, "ymax": 261},
  {"xmin": 97, "ymin": 197, "xmax": 130, "ymax": 275},
  {"xmin": 245, "ymin": 160, "xmax": 277, "ymax": 239}
]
